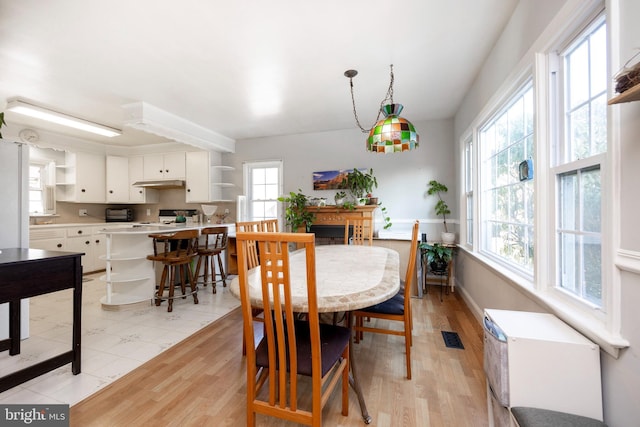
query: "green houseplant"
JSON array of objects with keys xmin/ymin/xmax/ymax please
[
  {"xmin": 277, "ymin": 189, "xmax": 315, "ymax": 232},
  {"xmin": 345, "ymin": 168, "xmax": 377, "ymax": 205},
  {"xmin": 419, "ymin": 242, "xmax": 453, "ymax": 273},
  {"xmin": 334, "ymin": 190, "xmax": 347, "ymax": 205},
  {"xmin": 427, "ymin": 179, "xmax": 455, "ymax": 243},
  {"xmin": 0, "ymin": 112, "xmax": 6, "ymax": 139}
]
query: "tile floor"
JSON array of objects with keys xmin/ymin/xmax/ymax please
[{"xmin": 0, "ymin": 273, "xmax": 240, "ymax": 405}]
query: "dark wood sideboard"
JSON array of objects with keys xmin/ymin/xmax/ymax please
[{"xmin": 0, "ymin": 248, "xmax": 83, "ymax": 392}]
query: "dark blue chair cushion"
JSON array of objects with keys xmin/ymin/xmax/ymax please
[
  {"xmin": 255, "ymin": 320, "xmax": 350, "ymax": 377},
  {"xmin": 360, "ymin": 292, "xmax": 405, "ymax": 315}
]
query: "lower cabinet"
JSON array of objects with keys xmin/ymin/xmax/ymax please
[{"xmin": 30, "ymin": 225, "xmax": 107, "ymax": 274}]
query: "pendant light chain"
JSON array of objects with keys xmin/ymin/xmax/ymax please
[{"xmin": 348, "ymin": 64, "xmax": 395, "ymax": 133}]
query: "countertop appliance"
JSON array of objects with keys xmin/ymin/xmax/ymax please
[
  {"xmin": 483, "ymin": 309, "xmax": 603, "ymax": 426},
  {"xmin": 106, "ymin": 208, "xmax": 134, "ymax": 222}
]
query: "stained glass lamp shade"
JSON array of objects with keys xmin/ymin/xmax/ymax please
[{"xmin": 367, "ymin": 104, "xmax": 419, "ymax": 153}]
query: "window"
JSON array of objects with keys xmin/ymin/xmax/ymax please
[
  {"xmin": 479, "ymin": 82, "xmax": 535, "ymax": 274},
  {"xmin": 464, "ymin": 137, "xmax": 473, "ymax": 245},
  {"xmin": 243, "ymin": 160, "xmax": 283, "ymax": 224},
  {"xmin": 552, "ymin": 16, "xmax": 607, "ymax": 308}
]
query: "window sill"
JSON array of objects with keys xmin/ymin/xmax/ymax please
[{"xmin": 460, "ymin": 247, "xmax": 629, "ymax": 358}]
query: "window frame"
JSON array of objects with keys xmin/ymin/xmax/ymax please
[
  {"xmin": 547, "ymin": 12, "xmax": 609, "ymax": 321},
  {"xmin": 242, "ymin": 160, "xmax": 283, "ymax": 226},
  {"xmin": 458, "ymin": 0, "xmax": 625, "ymax": 354},
  {"xmin": 478, "ymin": 80, "xmax": 536, "ymax": 278}
]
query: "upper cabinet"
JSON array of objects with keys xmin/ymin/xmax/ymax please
[
  {"xmin": 142, "ymin": 152, "xmax": 185, "ymax": 180},
  {"xmin": 56, "ymin": 151, "xmax": 106, "ymax": 203},
  {"xmin": 106, "ymin": 156, "xmax": 130, "ymax": 203},
  {"xmin": 129, "ymin": 156, "xmax": 159, "ymax": 203},
  {"xmin": 185, "ymin": 151, "xmax": 235, "ymax": 202}
]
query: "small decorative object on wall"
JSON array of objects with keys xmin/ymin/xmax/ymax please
[
  {"xmin": 312, "ymin": 169, "xmax": 350, "ymax": 190},
  {"xmin": 518, "ymin": 158, "xmax": 533, "ymax": 181}
]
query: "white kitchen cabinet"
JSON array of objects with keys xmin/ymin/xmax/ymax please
[
  {"xmin": 106, "ymin": 155, "xmax": 130, "ymax": 203},
  {"xmin": 57, "ymin": 151, "xmax": 106, "ymax": 203},
  {"xmin": 185, "ymin": 151, "xmax": 235, "ymax": 202},
  {"xmin": 142, "ymin": 152, "xmax": 185, "ymax": 180},
  {"xmin": 129, "ymin": 156, "xmax": 159, "ymax": 203},
  {"xmin": 29, "ymin": 225, "xmax": 107, "ymax": 273},
  {"xmin": 66, "ymin": 226, "xmax": 94, "ymax": 272},
  {"xmin": 29, "ymin": 228, "xmax": 66, "ymax": 251}
]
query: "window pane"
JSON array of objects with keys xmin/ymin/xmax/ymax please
[
  {"xmin": 568, "ymin": 42, "xmax": 589, "ymax": 109},
  {"xmin": 581, "ymin": 168, "xmax": 601, "ymax": 233},
  {"xmin": 569, "ymin": 104, "xmax": 589, "ymax": 160},
  {"xmin": 590, "ymin": 24, "xmax": 607, "ymax": 95},
  {"xmin": 560, "ymin": 172, "xmax": 577, "ymax": 230},
  {"xmin": 252, "ymin": 169, "xmax": 265, "ymax": 185},
  {"xmin": 264, "ymin": 184, "xmax": 278, "ymax": 200},
  {"xmin": 480, "ymin": 83, "xmax": 534, "ymax": 273},
  {"xmin": 264, "ymin": 167, "xmax": 278, "ymax": 184},
  {"xmin": 592, "ymin": 94, "xmax": 607, "ymax": 154},
  {"xmin": 583, "ymin": 234, "xmax": 602, "ymax": 305}
]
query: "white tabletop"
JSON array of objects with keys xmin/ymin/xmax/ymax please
[{"xmin": 230, "ymin": 245, "xmax": 400, "ymax": 313}]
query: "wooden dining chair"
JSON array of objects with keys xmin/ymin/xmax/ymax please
[
  {"xmin": 344, "ymin": 217, "xmax": 373, "ymax": 246},
  {"xmin": 146, "ymin": 229, "xmax": 200, "ymax": 312},
  {"xmin": 352, "ymin": 220, "xmax": 419, "ymax": 379},
  {"xmin": 236, "ymin": 220, "xmax": 267, "ymax": 355},
  {"xmin": 260, "ymin": 218, "xmax": 279, "ymax": 232},
  {"xmin": 236, "ymin": 231, "xmax": 350, "ymax": 426},
  {"xmin": 235, "ymin": 221, "xmax": 263, "ymax": 269}
]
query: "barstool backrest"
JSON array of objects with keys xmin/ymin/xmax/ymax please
[{"xmin": 201, "ymin": 226, "xmax": 228, "ymax": 250}]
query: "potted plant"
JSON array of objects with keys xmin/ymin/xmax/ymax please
[
  {"xmin": 277, "ymin": 189, "xmax": 315, "ymax": 232},
  {"xmin": 0, "ymin": 112, "xmax": 6, "ymax": 139},
  {"xmin": 419, "ymin": 242, "xmax": 453, "ymax": 273},
  {"xmin": 427, "ymin": 179, "xmax": 455, "ymax": 244},
  {"xmin": 345, "ymin": 168, "xmax": 377, "ymax": 205},
  {"xmin": 334, "ymin": 191, "xmax": 347, "ymax": 206}
]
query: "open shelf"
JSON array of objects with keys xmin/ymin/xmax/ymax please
[{"xmin": 608, "ymin": 83, "xmax": 640, "ymax": 104}]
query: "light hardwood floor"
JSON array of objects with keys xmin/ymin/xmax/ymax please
[{"xmin": 70, "ymin": 289, "xmax": 488, "ymax": 427}]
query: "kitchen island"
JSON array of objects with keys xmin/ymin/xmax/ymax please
[{"xmin": 99, "ymin": 223, "xmax": 235, "ymax": 310}]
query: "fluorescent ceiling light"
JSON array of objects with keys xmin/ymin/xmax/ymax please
[{"xmin": 6, "ymin": 99, "xmax": 121, "ymax": 138}]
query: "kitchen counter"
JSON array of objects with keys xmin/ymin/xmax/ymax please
[{"xmin": 98, "ymin": 223, "xmax": 235, "ymax": 310}]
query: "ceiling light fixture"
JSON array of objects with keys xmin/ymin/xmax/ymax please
[
  {"xmin": 345, "ymin": 64, "xmax": 419, "ymax": 153},
  {"xmin": 122, "ymin": 102, "xmax": 235, "ymax": 153},
  {"xmin": 6, "ymin": 99, "xmax": 121, "ymax": 138}
]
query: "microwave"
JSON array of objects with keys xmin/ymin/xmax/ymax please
[{"xmin": 105, "ymin": 208, "xmax": 134, "ymax": 222}]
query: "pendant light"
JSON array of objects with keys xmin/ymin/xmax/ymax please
[{"xmin": 345, "ymin": 64, "xmax": 419, "ymax": 153}]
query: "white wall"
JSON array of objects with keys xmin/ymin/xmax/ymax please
[
  {"xmin": 453, "ymin": 0, "xmax": 640, "ymax": 425},
  {"xmin": 224, "ymin": 119, "xmax": 456, "ymax": 238}
]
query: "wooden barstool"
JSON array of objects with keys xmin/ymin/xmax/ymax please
[
  {"xmin": 194, "ymin": 226, "xmax": 228, "ymax": 294},
  {"xmin": 147, "ymin": 229, "xmax": 199, "ymax": 312}
]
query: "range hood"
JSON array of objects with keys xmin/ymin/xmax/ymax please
[{"xmin": 132, "ymin": 179, "xmax": 185, "ymax": 189}]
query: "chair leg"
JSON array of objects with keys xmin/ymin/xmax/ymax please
[
  {"xmin": 156, "ymin": 265, "xmax": 168, "ymax": 306},
  {"xmin": 405, "ymin": 323, "xmax": 412, "ymax": 379},
  {"xmin": 168, "ymin": 266, "xmax": 176, "ymax": 312},
  {"xmin": 203, "ymin": 255, "xmax": 210, "ymax": 288},
  {"xmin": 194, "ymin": 255, "xmax": 204, "ymax": 288},
  {"xmin": 187, "ymin": 261, "xmax": 199, "ymax": 305},
  {"xmin": 209, "ymin": 255, "xmax": 216, "ymax": 294},
  {"xmin": 216, "ymin": 251, "xmax": 227, "ymax": 287},
  {"xmin": 216, "ymin": 251, "xmax": 227, "ymax": 288}
]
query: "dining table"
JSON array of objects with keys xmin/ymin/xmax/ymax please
[{"xmin": 229, "ymin": 244, "xmax": 400, "ymax": 424}]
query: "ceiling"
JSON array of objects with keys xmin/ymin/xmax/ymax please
[{"xmin": 0, "ymin": 0, "xmax": 518, "ymax": 149}]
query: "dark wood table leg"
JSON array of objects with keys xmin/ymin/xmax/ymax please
[
  {"xmin": 9, "ymin": 300, "xmax": 20, "ymax": 356},
  {"xmin": 347, "ymin": 312, "xmax": 372, "ymax": 424},
  {"xmin": 72, "ymin": 259, "xmax": 82, "ymax": 374}
]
